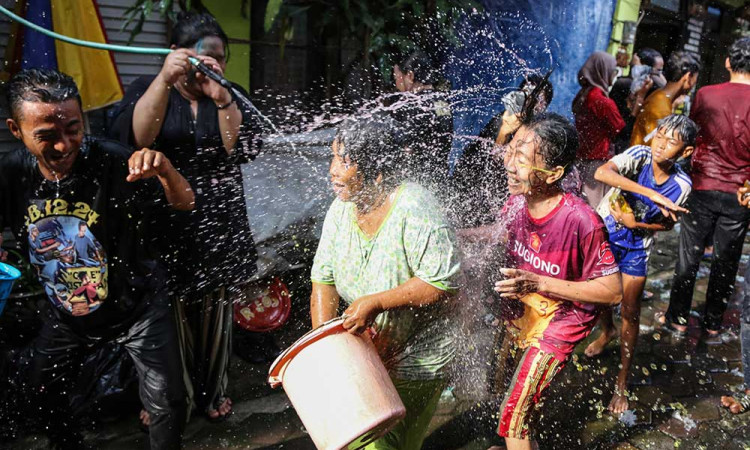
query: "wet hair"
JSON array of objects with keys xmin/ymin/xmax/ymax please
[
  {"xmin": 656, "ymin": 114, "xmax": 699, "ymax": 148},
  {"xmin": 637, "ymin": 48, "xmax": 662, "ymax": 68},
  {"xmin": 398, "ymin": 50, "xmax": 439, "ymax": 85},
  {"xmin": 7, "ymin": 68, "xmax": 81, "ymax": 120},
  {"xmin": 728, "ymin": 37, "xmax": 750, "ymax": 74},
  {"xmin": 334, "ymin": 116, "xmax": 403, "ymax": 186},
  {"xmin": 522, "ymin": 113, "xmax": 578, "ymax": 174},
  {"xmin": 520, "ymin": 73, "xmax": 554, "ymax": 106},
  {"xmin": 663, "ymin": 51, "xmax": 701, "ymax": 82},
  {"xmin": 170, "ymin": 12, "xmax": 229, "ymax": 58}
]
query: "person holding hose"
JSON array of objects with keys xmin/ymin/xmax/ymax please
[{"xmin": 110, "ymin": 12, "xmax": 261, "ymax": 424}]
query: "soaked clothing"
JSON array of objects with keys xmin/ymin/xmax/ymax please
[
  {"xmin": 609, "ymin": 243, "xmax": 649, "ymax": 277},
  {"xmin": 110, "ymin": 76, "xmax": 261, "ymax": 417},
  {"xmin": 497, "ymin": 344, "xmax": 564, "ymax": 440},
  {"xmin": 25, "ymin": 291, "xmax": 185, "ymax": 450},
  {"xmin": 0, "ymin": 138, "xmax": 167, "ymax": 330},
  {"xmin": 0, "ymin": 139, "xmax": 185, "ymax": 448},
  {"xmin": 503, "ymin": 193, "xmax": 619, "ymax": 360},
  {"xmin": 311, "ymin": 183, "xmax": 461, "ymax": 380},
  {"xmin": 109, "ymin": 75, "xmax": 260, "ymax": 296},
  {"xmin": 596, "ymin": 145, "xmax": 692, "ymax": 254},
  {"xmin": 664, "ymin": 82, "xmax": 750, "ymax": 335},
  {"xmin": 667, "ymin": 190, "xmax": 750, "ymax": 331},
  {"xmin": 631, "ymin": 90, "xmax": 672, "ymax": 146},
  {"xmin": 689, "ymin": 82, "xmax": 750, "ymax": 194},
  {"xmin": 173, "ymin": 286, "xmax": 233, "ymax": 417}
]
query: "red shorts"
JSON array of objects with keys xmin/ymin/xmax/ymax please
[{"xmin": 497, "ymin": 346, "xmax": 565, "ymax": 440}]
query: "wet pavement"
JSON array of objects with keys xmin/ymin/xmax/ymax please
[{"xmin": 4, "ymin": 226, "xmax": 750, "ymax": 450}]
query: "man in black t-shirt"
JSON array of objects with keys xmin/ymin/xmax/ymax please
[{"xmin": 0, "ymin": 69, "xmax": 194, "ymax": 449}]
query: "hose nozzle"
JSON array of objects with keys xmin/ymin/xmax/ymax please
[{"xmin": 188, "ymin": 56, "xmax": 232, "ymax": 89}]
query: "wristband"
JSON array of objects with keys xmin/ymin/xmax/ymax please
[{"xmin": 216, "ymin": 99, "xmax": 235, "ymax": 110}]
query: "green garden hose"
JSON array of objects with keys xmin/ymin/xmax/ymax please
[{"xmin": 0, "ymin": 4, "xmax": 171, "ymax": 55}]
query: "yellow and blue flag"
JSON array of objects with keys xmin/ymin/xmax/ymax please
[{"xmin": 5, "ymin": 0, "xmax": 123, "ymax": 111}]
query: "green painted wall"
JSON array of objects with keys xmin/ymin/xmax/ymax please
[
  {"xmin": 718, "ymin": 0, "xmax": 745, "ymax": 8},
  {"xmin": 205, "ymin": 0, "xmax": 251, "ymax": 91},
  {"xmin": 608, "ymin": 0, "xmax": 642, "ymax": 71}
]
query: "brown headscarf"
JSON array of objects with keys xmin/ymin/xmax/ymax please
[{"xmin": 572, "ymin": 51, "xmax": 618, "ymax": 114}]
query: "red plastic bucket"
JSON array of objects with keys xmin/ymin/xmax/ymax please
[{"xmin": 234, "ymin": 277, "xmax": 292, "ymax": 332}]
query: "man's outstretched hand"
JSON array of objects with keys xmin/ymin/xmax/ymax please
[
  {"xmin": 126, "ymin": 148, "xmax": 174, "ymax": 182},
  {"xmin": 126, "ymin": 148, "xmax": 195, "ymax": 211}
]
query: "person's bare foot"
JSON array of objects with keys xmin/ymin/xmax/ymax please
[
  {"xmin": 720, "ymin": 392, "xmax": 749, "ymax": 414},
  {"xmin": 655, "ymin": 311, "xmax": 687, "ymax": 334},
  {"xmin": 207, "ymin": 397, "xmax": 233, "ymax": 421},
  {"xmin": 584, "ymin": 328, "xmax": 617, "ymax": 357},
  {"xmin": 608, "ymin": 391, "xmax": 629, "ymax": 414},
  {"xmin": 139, "ymin": 409, "xmax": 151, "ymax": 427}
]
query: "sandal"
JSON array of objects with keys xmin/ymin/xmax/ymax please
[
  {"xmin": 654, "ymin": 311, "xmax": 687, "ymax": 337},
  {"xmin": 704, "ymin": 328, "xmax": 737, "ymax": 345},
  {"xmin": 207, "ymin": 396, "xmax": 233, "ymax": 423}
]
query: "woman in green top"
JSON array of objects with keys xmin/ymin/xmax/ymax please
[{"xmin": 310, "ymin": 117, "xmax": 461, "ymax": 450}]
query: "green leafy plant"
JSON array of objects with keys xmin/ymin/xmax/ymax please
[
  {"xmin": 122, "ymin": 0, "xmax": 205, "ymax": 44},
  {"xmin": 122, "ymin": 0, "xmax": 481, "ymax": 98},
  {"xmin": 264, "ymin": 0, "xmax": 481, "ymax": 85}
]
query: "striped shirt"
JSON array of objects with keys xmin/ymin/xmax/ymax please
[{"xmin": 597, "ymin": 145, "xmax": 692, "ymax": 252}]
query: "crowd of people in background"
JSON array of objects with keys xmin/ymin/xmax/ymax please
[{"xmin": 0, "ymin": 7, "xmax": 749, "ymax": 449}]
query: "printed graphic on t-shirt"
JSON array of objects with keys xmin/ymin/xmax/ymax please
[
  {"xmin": 597, "ymin": 242, "xmax": 616, "ymax": 266},
  {"xmin": 24, "ymin": 199, "xmax": 107, "ymax": 316}
]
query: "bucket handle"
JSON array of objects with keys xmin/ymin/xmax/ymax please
[{"xmin": 268, "ymin": 316, "xmax": 345, "ymax": 388}]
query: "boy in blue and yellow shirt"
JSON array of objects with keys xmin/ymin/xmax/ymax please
[{"xmin": 586, "ymin": 114, "xmax": 697, "ymax": 414}]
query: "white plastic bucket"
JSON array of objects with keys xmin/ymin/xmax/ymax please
[{"xmin": 268, "ymin": 318, "xmax": 406, "ymax": 449}]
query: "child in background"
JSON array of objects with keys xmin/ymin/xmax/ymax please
[
  {"xmin": 493, "ymin": 113, "xmax": 623, "ymax": 450},
  {"xmin": 585, "ymin": 114, "xmax": 697, "ymax": 414}
]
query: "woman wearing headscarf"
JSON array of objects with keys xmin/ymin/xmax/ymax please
[{"xmin": 572, "ymin": 51, "xmax": 625, "ymax": 208}]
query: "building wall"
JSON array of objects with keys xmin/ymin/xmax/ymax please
[
  {"xmin": 204, "ymin": 0, "xmax": 251, "ymax": 92},
  {"xmin": 608, "ymin": 0, "xmax": 642, "ymax": 72},
  {"xmin": 0, "ymin": 0, "xmax": 169, "ymax": 154}
]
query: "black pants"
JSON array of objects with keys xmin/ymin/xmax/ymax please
[
  {"xmin": 25, "ymin": 299, "xmax": 186, "ymax": 449},
  {"xmin": 667, "ymin": 190, "xmax": 750, "ymax": 331}
]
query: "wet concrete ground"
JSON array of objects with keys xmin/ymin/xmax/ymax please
[{"xmin": 4, "ymin": 226, "xmax": 750, "ymax": 449}]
